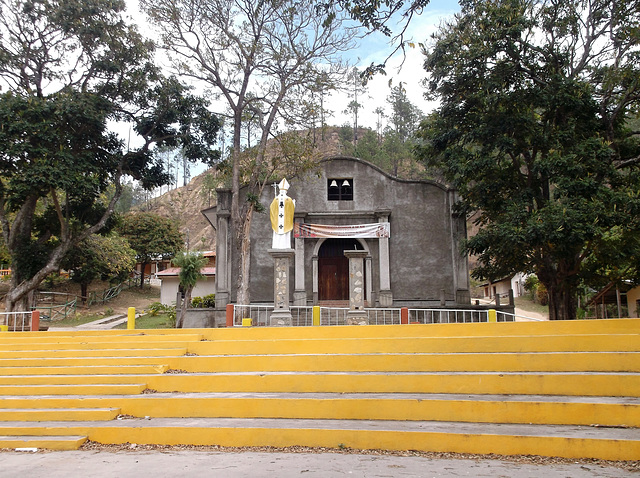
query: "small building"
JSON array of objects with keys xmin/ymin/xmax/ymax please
[
  {"xmin": 588, "ymin": 282, "xmax": 638, "ymax": 319},
  {"xmin": 156, "ymin": 251, "xmax": 216, "ymax": 306},
  {"xmin": 203, "ymin": 157, "xmax": 471, "ymax": 308},
  {"xmin": 480, "ymin": 273, "xmax": 528, "ymax": 301}
]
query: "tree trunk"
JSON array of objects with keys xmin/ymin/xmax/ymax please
[
  {"xmin": 176, "ymin": 287, "xmax": 192, "ymax": 328},
  {"xmin": 81, "ymin": 283, "xmax": 89, "ymax": 304},
  {"xmin": 546, "ymin": 282, "xmax": 577, "ymax": 320},
  {"xmin": 236, "ymin": 207, "xmax": 254, "ymax": 305},
  {"xmin": 139, "ymin": 262, "xmax": 147, "ymax": 289}
]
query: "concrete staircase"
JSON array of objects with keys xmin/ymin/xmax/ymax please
[{"xmin": 0, "ymin": 320, "xmax": 638, "ymax": 459}]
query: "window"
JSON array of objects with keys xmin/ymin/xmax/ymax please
[{"xmin": 328, "ymin": 178, "xmax": 353, "ymax": 201}]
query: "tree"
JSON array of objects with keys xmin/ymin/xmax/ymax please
[
  {"xmin": 142, "ymin": 0, "xmax": 357, "ymax": 304},
  {"xmin": 343, "ymin": 68, "xmax": 368, "ymax": 152},
  {"xmin": 384, "ymin": 84, "xmax": 423, "ymax": 176},
  {"xmin": 386, "ymin": 85, "xmax": 422, "ymax": 144},
  {"xmin": 118, "ymin": 213, "xmax": 184, "ymax": 288},
  {"xmin": 0, "ymin": 0, "xmax": 220, "ymax": 311},
  {"xmin": 417, "ymin": 0, "xmax": 640, "ymax": 320},
  {"xmin": 172, "ymin": 252, "xmax": 207, "ymax": 328},
  {"xmin": 317, "ymin": 0, "xmax": 430, "ymax": 77},
  {"xmin": 63, "ymin": 234, "xmax": 136, "ymax": 301}
]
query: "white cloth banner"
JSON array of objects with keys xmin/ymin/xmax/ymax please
[{"xmin": 294, "ymin": 222, "xmax": 390, "ymax": 238}]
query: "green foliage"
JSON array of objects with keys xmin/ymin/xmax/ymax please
[
  {"xmin": 118, "ymin": 213, "xmax": 184, "ymax": 263},
  {"xmin": 0, "ymin": 0, "xmax": 219, "ymax": 311},
  {"xmin": 417, "ymin": 0, "xmax": 640, "ymax": 320},
  {"xmin": 172, "ymin": 252, "xmax": 207, "ymax": 293},
  {"xmin": 42, "ymin": 273, "xmax": 68, "ymax": 290},
  {"xmin": 316, "ymin": 0, "xmax": 429, "ymax": 77},
  {"xmin": 191, "ymin": 294, "xmax": 216, "ymax": 308},
  {"xmin": 147, "ymin": 301, "xmax": 175, "ymax": 316},
  {"xmin": 63, "ymin": 234, "xmax": 136, "ymax": 296}
]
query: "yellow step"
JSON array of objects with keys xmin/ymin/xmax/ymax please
[
  {"xmin": 163, "ymin": 352, "xmax": 640, "ymax": 373},
  {"xmin": 3, "ymin": 319, "xmax": 640, "ymax": 343},
  {"xmin": 0, "ymin": 352, "xmax": 638, "ymax": 372},
  {"xmin": 0, "ymin": 333, "xmax": 203, "ymax": 344},
  {"xmin": 0, "ymin": 434, "xmax": 87, "ymax": 450},
  {"xmin": 0, "ymin": 365, "xmax": 168, "ymax": 375},
  {"xmin": 1, "ymin": 394, "xmax": 633, "ymax": 427},
  {"xmin": 2, "ymin": 372, "xmax": 638, "ymax": 397},
  {"xmin": 0, "ymin": 341, "xmax": 196, "ymax": 351},
  {"xmin": 0, "ymin": 408, "xmax": 120, "ymax": 421},
  {"xmin": 1, "ymin": 419, "xmax": 637, "ymax": 460},
  {"xmin": 0, "ymin": 348, "xmax": 187, "ymax": 359},
  {"xmin": 189, "ymin": 334, "xmax": 640, "ymax": 355},
  {"xmin": 195, "ymin": 319, "xmax": 640, "ymax": 341},
  {"xmin": 0, "ymin": 383, "xmax": 147, "ymax": 395}
]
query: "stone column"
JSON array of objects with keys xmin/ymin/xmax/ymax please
[
  {"xmin": 312, "ymin": 254, "xmax": 319, "ymax": 304},
  {"xmin": 215, "ymin": 189, "xmax": 232, "ymax": 308},
  {"xmin": 376, "ymin": 210, "xmax": 393, "ymax": 307},
  {"xmin": 365, "ymin": 255, "xmax": 373, "ymax": 307},
  {"xmin": 293, "ymin": 214, "xmax": 307, "ymax": 305},
  {"xmin": 344, "ymin": 250, "xmax": 368, "ymax": 325},
  {"xmin": 269, "ymin": 248, "xmax": 295, "ymax": 326}
]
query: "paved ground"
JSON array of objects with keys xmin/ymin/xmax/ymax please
[{"xmin": 0, "ymin": 450, "xmax": 636, "ymax": 478}]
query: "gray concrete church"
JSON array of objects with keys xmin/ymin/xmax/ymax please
[{"xmin": 203, "ymin": 157, "xmax": 470, "ymax": 309}]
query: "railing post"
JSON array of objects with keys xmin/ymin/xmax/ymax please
[
  {"xmin": 127, "ymin": 307, "xmax": 136, "ymax": 330},
  {"xmin": 31, "ymin": 310, "xmax": 40, "ymax": 332},
  {"xmin": 313, "ymin": 306, "xmax": 320, "ymax": 326},
  {"xmin": 226, "ymin": 304, "xmax": 234, "ymax": 327},
  {"xmin": 488, "ymin": 309, "xmax": 497, "ymax": 323},
  {"xmin": 401, "ymin": 307, "xmax": 409, "ymax": 324}
]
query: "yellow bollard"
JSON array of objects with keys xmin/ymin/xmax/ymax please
[
  {"xmin": 127, "ymin": 307, "xmax": 136, "ymax": 330},
  {"xmin": 313, "ymin": 306, "xmax": 320, "ymax": 326},
  {"xmin": 0, "ymin": 325, "xmax": 8, "ymax": 332},
  {"xmin": 242, "ymin": 318, "xmax": 252, "ymax": 327},
  {"xmin": 488, "ymin": 309, "xmax": 497, "ymax": 323}
]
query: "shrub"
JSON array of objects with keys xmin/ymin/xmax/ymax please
[
  {"xmin": 536, "ymin": 282, "xmax": 549, "ymax": 306},
  {"xmin": 191, "ymin": 294, "xmax": 215, "ymax": 308},
  {"xmin": 147, "ymin": 301, "xmax": 174, "ymax": 316}
]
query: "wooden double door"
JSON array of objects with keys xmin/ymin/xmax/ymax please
[{"xmin": 318, "ymin": 238, "xmax": 362, "ymax": 301}]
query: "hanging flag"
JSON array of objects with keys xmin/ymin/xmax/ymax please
[{"xmin": 294, "ymin": 223, "xmax": 390, "ymax": 238}]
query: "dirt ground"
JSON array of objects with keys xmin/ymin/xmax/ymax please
[
  {"xmin": 0, "ymin": 280, "xmax": 161, "ymax": 317},
  {"xmin": 74, "ymin": 284, "xmax": 161, "ymax": 317}
]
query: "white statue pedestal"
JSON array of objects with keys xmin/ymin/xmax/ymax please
[
  {"xmin": 269, "ymin": 248, "xmax": 294, "ymax": 326},
  {"xmin": 344, "ymin": 250, "xmax": 368, "ymax": 325}
]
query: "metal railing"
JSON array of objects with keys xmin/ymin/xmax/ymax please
[
  {"xmin": 0, "ymin": 311, "xmax": 32, "ymax": 331},
  {"xmin": 229, "ymin": 305, "xmax": 496, "ymax": 327},
  {"xmin": 497, "ymin": 311, "xmax": 543, "ymax": 322},
  {"xmin": 35, "ymin": 292, "xmax": 77, "ymax": 321},
  {"xmin": 407, "ymin": 308, "xmax": 489, "ymax": 324},
  {"xmin": 87, "ymin": 283, "xmax": 123, "ymax": 307}
]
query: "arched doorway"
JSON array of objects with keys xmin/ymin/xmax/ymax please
[{"xmin": 318, "ymin": 238, "xmax": 363, "ymax": 301}]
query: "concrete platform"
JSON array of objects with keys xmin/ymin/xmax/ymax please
[{"xmin": 0, "ymin": 449, "xmax": 635, "ymax": 478}]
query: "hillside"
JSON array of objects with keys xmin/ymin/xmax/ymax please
[
  {"xmin": 139, "ymin": 125, "xmax": 430, "ymax": 252},
  {"xmin": 140, "ymin": 127, "xmax": 349, "ymax": 249},
  {"xmin": 142, "ymin": 171, "xmax": 218, "ymax": 251}
]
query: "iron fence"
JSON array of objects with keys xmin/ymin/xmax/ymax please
[{"xmin": 0, "ymin": 311, "xmax": 32, "ymax": 331}]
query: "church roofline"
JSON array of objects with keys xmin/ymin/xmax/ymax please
[{"xmin": 320, "ymin": 155, "xmax": 452, "ymax": 193}]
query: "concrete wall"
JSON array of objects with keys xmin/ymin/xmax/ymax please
[
  {"xmin": 209, "ymin": 157, "xmax": 469, "ymax": 307},
  {"xmin": 160, "ymin": 277, "xmax": 215, "ymax": 306},
  {"xmin": 160, "ymin": 277, "xmax": 180, "ymax": 306}
]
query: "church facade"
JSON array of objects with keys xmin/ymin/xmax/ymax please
[{"xmin": 203, "ymin": 157, "xmax": 470, "ymax": 308}]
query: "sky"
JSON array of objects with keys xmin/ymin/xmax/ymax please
[
  {"xmin": 329, "ymin": 0, "xmax": 460, "ymax": 129},
  {"xmin": 124, "ymin": 0, "xmax": 461, "ymax": 181}
]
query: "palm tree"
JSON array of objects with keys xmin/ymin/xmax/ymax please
[{"xmin": 172, "ymin": 252, "xmax": 207, "ymax": 328}]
